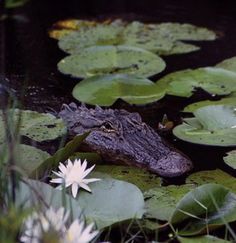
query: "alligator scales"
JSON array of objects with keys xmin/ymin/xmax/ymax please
[{"xmin": 59, "ymin": 103, "xmax": 193, "ymax": 177}]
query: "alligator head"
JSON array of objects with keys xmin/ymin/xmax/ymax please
[{"xmin": 59, "ymin": 103, "xmax": 193, "ymax": 177}]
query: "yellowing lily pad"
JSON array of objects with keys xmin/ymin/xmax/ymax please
[
  {"xmin": 173, "ymin": 105, "xmax": 236, "ymax": 146},
  {"xmin": 223, "ymin": 150, "xmax": 236, "ymax": 169},
  {"xmin": 72, "ymin": 74, "xmax": 167, "ymax": 106},
  {"xmin": 156, "ymin": 67, "xmax": 236, "ymax": 97},
  {"xmin": 58, "ymin": 46, "xmax": 166, "ymax": 78},
  {"xmin": 0, "ymin": 109, "xmax": 66, "ymax": 143}
]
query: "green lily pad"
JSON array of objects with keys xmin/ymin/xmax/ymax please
[
  {"xmin": 183, "ymin": 97, "xmax": 236, "ymax": 113},
  {"xmin": 93, "ymin": 165, "xmax": 161, "ymax": 192},
  {"xmin": 178, "ymin": 235, "xmax": 231, "ymax": 243},
  {"xmin": 173, "ymin": 105, "xmax": 236, "ymax": 146},
  {"xmin": 156, "ymin": 67, "xmax": 236, "ymax": 97},
  {"xmin": 0, "ymin": 144, "xmax": 50, "ymax": 176},
  {"xmin": 170, "ymin": 184, "xmax": 236, "ymax": 236},
  {"xmin": 0, "ymin": 109, "xmax": 66, "ymax": 143},
  {"xmin": 186, "ymin": 169, "xmax": 236, "ymax": 194},
  {"xmin": 72, "ymin": 74, "xmax": 167, "ymax": 106},
  {"xmin": 144, "ymin": 184, "xmax": 195, "ymax": 221},
  {"xmin": 216, "ymin": 56, "xmax": 236, "ymax": 73},
  {"xmin": 58, "ymin": 45, "xmax": 166, "ymax": 78},
  {"xmin": 223, "ymin": 150, "xmax": 236, "ymax": 169},
  {"xmin": 5, "ymin": 0, "xmax": 28, "ymax": 8},
  {"xmin": 77, "ymin": 178, "xmax": 145, "ymax": 229}
]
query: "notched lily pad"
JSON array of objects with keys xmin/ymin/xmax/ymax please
[
  {"xmin": 156, "ymin": 67, "xmax": 236, "ymax": 97},
  {"xmin": 170, "ymin": 183, "xmax": 236, "ymax": 236},
  {"xmin": 223, "ymin": 150, "xmax": 236, "ymax": 169},
  {"xmin": 72, "ymin": 74, "xmax": 167, "ymax": 106},
  {"xmin": 0, "ymin": 109, "xmax": 66, "ymax": 143},
  {"xmin": 58, "ymin": 45, "xmax": 166, "ymax": 78},
  {"xmin": 173, "ymin": 105, "xmax": 236, "ymax": 146},
  {"xmin": 178, "ymin": 235, "xmax": 231, "ymax": 243},
  {"xmin": 216, "ymin": 56, "xmax": 236, "ymax": 73}
]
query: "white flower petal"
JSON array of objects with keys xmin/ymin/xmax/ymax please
[
  {"xmin": 79, "ymin": 182, "xmax": 92, "ymax": 192},
  {"xmin": 71, "ymin": 183, "xmax": 79, "ymax": 198},
  {"xmin": 82, "ymin": 164, "xmax": 95, "ymax": 178},
  {"xmin": 50, "ymin": 178, "xmax": 64, "ymax": 184},
  {"xmin": 83, "ymin": 178, "xmax": 101, "ymax": 183}
]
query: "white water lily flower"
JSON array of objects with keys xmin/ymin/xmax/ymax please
[
  {"xmin": 63, "ymin": 219, "xmax": 99, "ymax": 243},
  {"xmin": 50, "ymin": 159, "xmax": 101, "ymax": 198},
  {"xmin": 20, "ymin": 207, "xmax": 69, "ymax": 243}
]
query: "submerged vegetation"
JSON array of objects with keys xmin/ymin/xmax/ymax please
[{"xmin": 1, "ymin": 14, "xmax": 236, "ymax": 242}]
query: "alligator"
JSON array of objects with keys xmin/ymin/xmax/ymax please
[{"xmin": 59, "ymin": 103, "xmax": 193, "ymax": 177}]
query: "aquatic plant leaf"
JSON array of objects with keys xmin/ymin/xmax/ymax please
[
  {"xmin": 216, "ymin": 56, "xmax": 236, "ymax": 73},
  {"xmin": 59, "ymin": 25, "xmax": 124, "ymax": 54},
  {"xmin": 156, "ymin": 67, "xmax": 236, "ymax": 97},
  {"xmin": 77, "ymin": 178, "xmax": 145, "ymax": 229},
  {"xmin": 0, "ymin": 144, "xmax": 50, "ymax": 176},
  {"xmin": 16, "ymin": 180, "xmax": 82, "ymax": 220},
  {"xmin": 186, "ymin": 169, "xmax": 236, "ymax": 194},
  {"xmin": 0, "ymin": 109, "xmax": 66, "ymax": 143},
  {"xmin": 183, "ymin": 97, "xmax": 236, "ymax": 112},
  {"xmin": 93, "ymin": 165, "xmax": 161, "ymax": 192},
  {"xmin": 223, "ymin": 150, "xmax": 236, "ymax": 169},
  {"xmin": 144, "ymin": 184, "xmax": 195, "ymax": 221},
  {"xmin": 170, "ymin": 183, "xmax": 236, "ymax": 236},
  {"xmin": 5, "ymin": 0, "xmax": 28, "ymax": 8},
  {"xmin": 72, "ymin": 74, "xmax": 167, "ymax": 106},
  {"xmin": 173, "ymin": 105, "xmax": 236, "ymax": 146},
  {"xmin": 178, "ymin": 235, "xmax": 231, "ymax": 243},
  {"xmin": 58, "ymin": 45, "xmax": 166, "ymax": 78},
  {"xmin": 32, "ymin": 133, "xmax": 88, "ymax": 178}
]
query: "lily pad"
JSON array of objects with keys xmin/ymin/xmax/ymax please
[
  {"xmin": 223, "ymin": 150, "xmax": 236, "ymax": 169},
  {"xmin": 186, "ymin": 169, "xmax": 236, "ymax": 194},
  {"xmin": 58, "ymin": 45, "xmax": 166, "ymax": 78},
  {"xmin": 173, "ymin": 105, "xmax": 236, "ymax": 146},
  {"xmin": 0, "ymin": 144, "xmax": 50, "ymax": 176},
  {"xmin": 6, "ymin": 0, "xmax": 28, "ymax": 8},
  {"xmin": 170, "ymin": 184, "xmax": 236, "ymax": 236},
  {"xmin": 216, "ymin": 56, "xmax": 236, "ymax": 73},
  {"xmin": 77, "ymin": 178, "xmax": 145, "ymax": 229},
  {"xmin": 144, "ymin": 184, "xmax": 195, "ymax": 221},
  {"xmin": 93, "ymin": 165, "xmax": 161, "ymax": 192},
  {"xmin": 156, "ymin": 67, "xmax": 236, "ymax": 97},
  {"xmin": 183, "ymin": 97, "xmax": 236, "ymax": 113},
  {"xmin": 72, "ymin": 74, "xmax": 167, "ymax": 106},
  {"xmin": 0, "ymin": 109, "xmax": 66, "ymax": 143}
]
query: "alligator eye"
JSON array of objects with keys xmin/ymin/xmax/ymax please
[{"xmin": 101, "ymin": 122, "xmax": 115, "ymax": 132}]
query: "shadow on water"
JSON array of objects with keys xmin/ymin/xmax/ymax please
[{"xmin": 1, "ymin": 0, "xmax": 236, "ymax": 180}]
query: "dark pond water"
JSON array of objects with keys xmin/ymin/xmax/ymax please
[{"xmin": 1, "ymin": 0, "xmax": 236, "ymax": 178}]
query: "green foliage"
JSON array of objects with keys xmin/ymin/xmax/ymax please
[
  {"xmin": 5, "ymin": 0, "xmax": 28, "ymax": 8},
  {"xmin": 173, "ymin": 105, "xmax": 236, "ymax": 146},
  {"xmin": 156, "ymin": 67, "xmax": 236, "ymax": 97},
  {"xmin": 72, "ymin": 74, "xmax": 166, "ymax": 106},
  {"xmin": 178, "ymin": 235, "xmax": 231, "ymax": 243},
  {"xmin": 58, "ymin": 45, "xmax": 166, "ymax": 78},
  {"xmin": 216, "ymin": 56, "xmax": 236, "ymax": 73},
  {"xmin": 170, "ymin": 184, "xmax": 236, "ymax": 236},
  {"xmin": 223, "ymin": 150, "xmax": 236, "ymax": 169},
  {"xmin": 0, "ymin": 109, "xmax": 66, "ymax": 143}
]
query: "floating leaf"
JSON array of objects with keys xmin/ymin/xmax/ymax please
[
  {"xmin": 223, "ymin": 150, "xmax": 236, "ymax": 169},
  {"xmin": 170, "ymin": 183, "xmax": 236, "ymax": 236},
  {"xmin": 72, "ymin": 74, "xmax": 167, "ymax": 106},
  {"xmin": 0, "ymin": 109, "xmax": 66, "ymax": 143},
  {"xmin": 183, "ymin": 97, "xmax": 236, "ymax": 113},
  {"xmin": 156, "ymin": 67, "xmax": 236, "ymax": 97},
  {"xmin": 186, "ymin": 169, "xmax": 236, "ymax": 194},
  {"xmin": 5, "ymin": 0, "xmax": 28, "ymax": 8},
  {"xmin": 77, "ymin": 178, "xmax": 145, "ymax": 229},
  {"xmin": 216, "ymin": 56, "xmax": 236, "ymax": 73},
  {"xmin": 93, "ymin": 165, "xmax": 161, "ymax": 192},
  {"xmin": 178, "ymin": 235, "xmax": 231, "ymax": 243},
  {"xmin": 32, "ymin": 133, "xmax": 88, "ymax": 178},
  {"xmin": 58, "ymin": 45, "xmax": 166, "ymax": 78},
  {"xmin": 0, "ymin": 144, "xmax": 50, "ymax": 176},
  {"xmin": 16, "ymin": 180, "xmax": 82, "ymax": 219},
  {"xmin": 173, "ymin": 105, "xmax": 236, "ymax": 146},
  {"xmin": 144, "ymin": 184, "xmax": 195, "ymax": 221}
]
